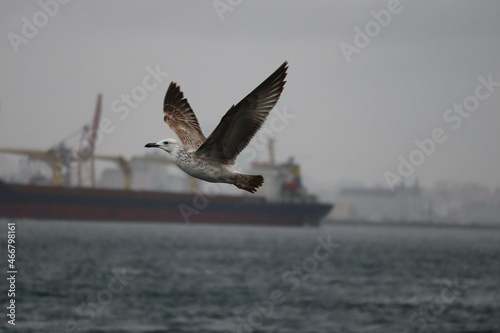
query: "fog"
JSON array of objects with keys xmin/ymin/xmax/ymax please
[{"xmin": 1, "ymin": 0, "xmax": 499, "ymax": 193}]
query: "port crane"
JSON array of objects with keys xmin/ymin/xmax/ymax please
[
  {"xmin": 0, "ymin": 93, "xmax": 199, "ymax": 192},
  {"xmin": 0, "ymin": 147, "xmax": 67, "ymax": 186},
  {"xmin": 73, "ymin": 94, "xmax": 102, "ymax": 187},
  {"xmin": 0, "ymin": 94, "xmax": 102, "ymax": 187}
]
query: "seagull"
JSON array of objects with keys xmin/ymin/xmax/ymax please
[{"xmin": 145, "ymin": 61, "xmax": 288, "ymax": 193}]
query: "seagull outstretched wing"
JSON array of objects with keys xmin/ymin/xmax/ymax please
[
  {"xmin": 196, "ymin": 61, "xmax": 288, "ymax": 165},
  {"xmin": 163, "ymin": 82, "xmax": 206, "ymax": 148}
]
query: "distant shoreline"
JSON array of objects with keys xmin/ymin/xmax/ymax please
[{"xmin": 323, "ymin": 219, "xmax": 500, "ymax": 230}]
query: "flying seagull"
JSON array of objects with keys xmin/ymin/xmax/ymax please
[{"xmin": 145, "ymin": 61, "xmax": 288, "ymax": 193}]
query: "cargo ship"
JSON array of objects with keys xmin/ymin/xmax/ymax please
[
  {"xmin": 0, "ymin": 156, "xmax": 332, "ymax": 226},
  {"xmin": 0, "ymin": 181, "xmax": 331, "ymax": 226},
  {"xmin": 0, "ymin": 95, "xmax": 332, "ymax": 226}
]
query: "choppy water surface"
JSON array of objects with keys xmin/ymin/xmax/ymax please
[{"xmin": 1, "ymin": 219, "xmax": 499, "ymax": 332}]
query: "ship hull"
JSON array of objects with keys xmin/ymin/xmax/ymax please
[{"xmin": 0, "ymin": 181, "xmax": 333, "ymax": 227}]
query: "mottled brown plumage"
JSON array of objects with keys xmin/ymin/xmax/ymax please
[
  {"xmin": 146, "ymin": 61, "xmax": 288, "ymax": 193},
  {"xmin": 196, "ymin": 61, "xmax": 288, "ymax": 165},
  {"xmin": 163, "ymin": 82, "xmax": 206, "ymax": 148}
]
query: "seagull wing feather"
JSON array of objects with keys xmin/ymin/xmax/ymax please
[
  {"xmin": 196, "ymin": 61, "xmax": 288, "ymax": 164},
  {"xmin": 163, "ymin": 82, "xmax": 206, "ymax": 148}
]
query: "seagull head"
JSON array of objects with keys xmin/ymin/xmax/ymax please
[{"xmin": 145, "ymin": 138, "xmax": 179, "ymax": 154}]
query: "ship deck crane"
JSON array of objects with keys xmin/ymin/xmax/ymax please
[
  {"xmin": 93, "ymin": 155, "xmax": 131, "ymax": 189},
  {"xmin": 268, "ymin": 136, "xmax": 275, "ymax": 166}
]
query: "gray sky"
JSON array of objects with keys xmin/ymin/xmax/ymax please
[{"xmin": 1, "ymin": 0, "xmax": 499, "ymax": 192}]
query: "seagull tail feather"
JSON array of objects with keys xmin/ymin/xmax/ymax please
[{"xmin": 234, "ymin": 174, "xmax": 264, "ymax": 194}]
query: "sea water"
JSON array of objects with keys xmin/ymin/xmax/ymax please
[{"xmin": 1, "ymin": 219, "xmax": 499, "ymax": 333}]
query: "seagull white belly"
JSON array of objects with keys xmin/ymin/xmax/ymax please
[{"xmin": 175, "ymin": 158, "xmax": 234, "ymax": 184}]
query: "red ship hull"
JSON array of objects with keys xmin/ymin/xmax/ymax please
[{"xmin": 0, "ymin": 181, "xmax": 333, "ymax": 227}]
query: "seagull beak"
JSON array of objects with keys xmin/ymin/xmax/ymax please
[{"xmin": 145, "ymin": 143, "xmax": 159, "ymax": 148}]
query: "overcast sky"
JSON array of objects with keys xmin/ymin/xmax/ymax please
[{"xmin": 1, "ymin": 0, "xmax": 499, "ymax": 193}]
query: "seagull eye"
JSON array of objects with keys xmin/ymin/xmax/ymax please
[{"xmin": 163, "ymin": 141, "xmax": 169, "ymax": 145}]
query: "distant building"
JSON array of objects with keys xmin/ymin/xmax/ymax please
[
  {"xmin": 333, "ymin": 181, "xmax": 425, "ymax": 222},
  {"xmin": 428, "ymin": 182, "xmax": 500, "ymax": 225},
  {"xmin": 462, "ymin": 201, "xmax": 500, "ymax": 225}
]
